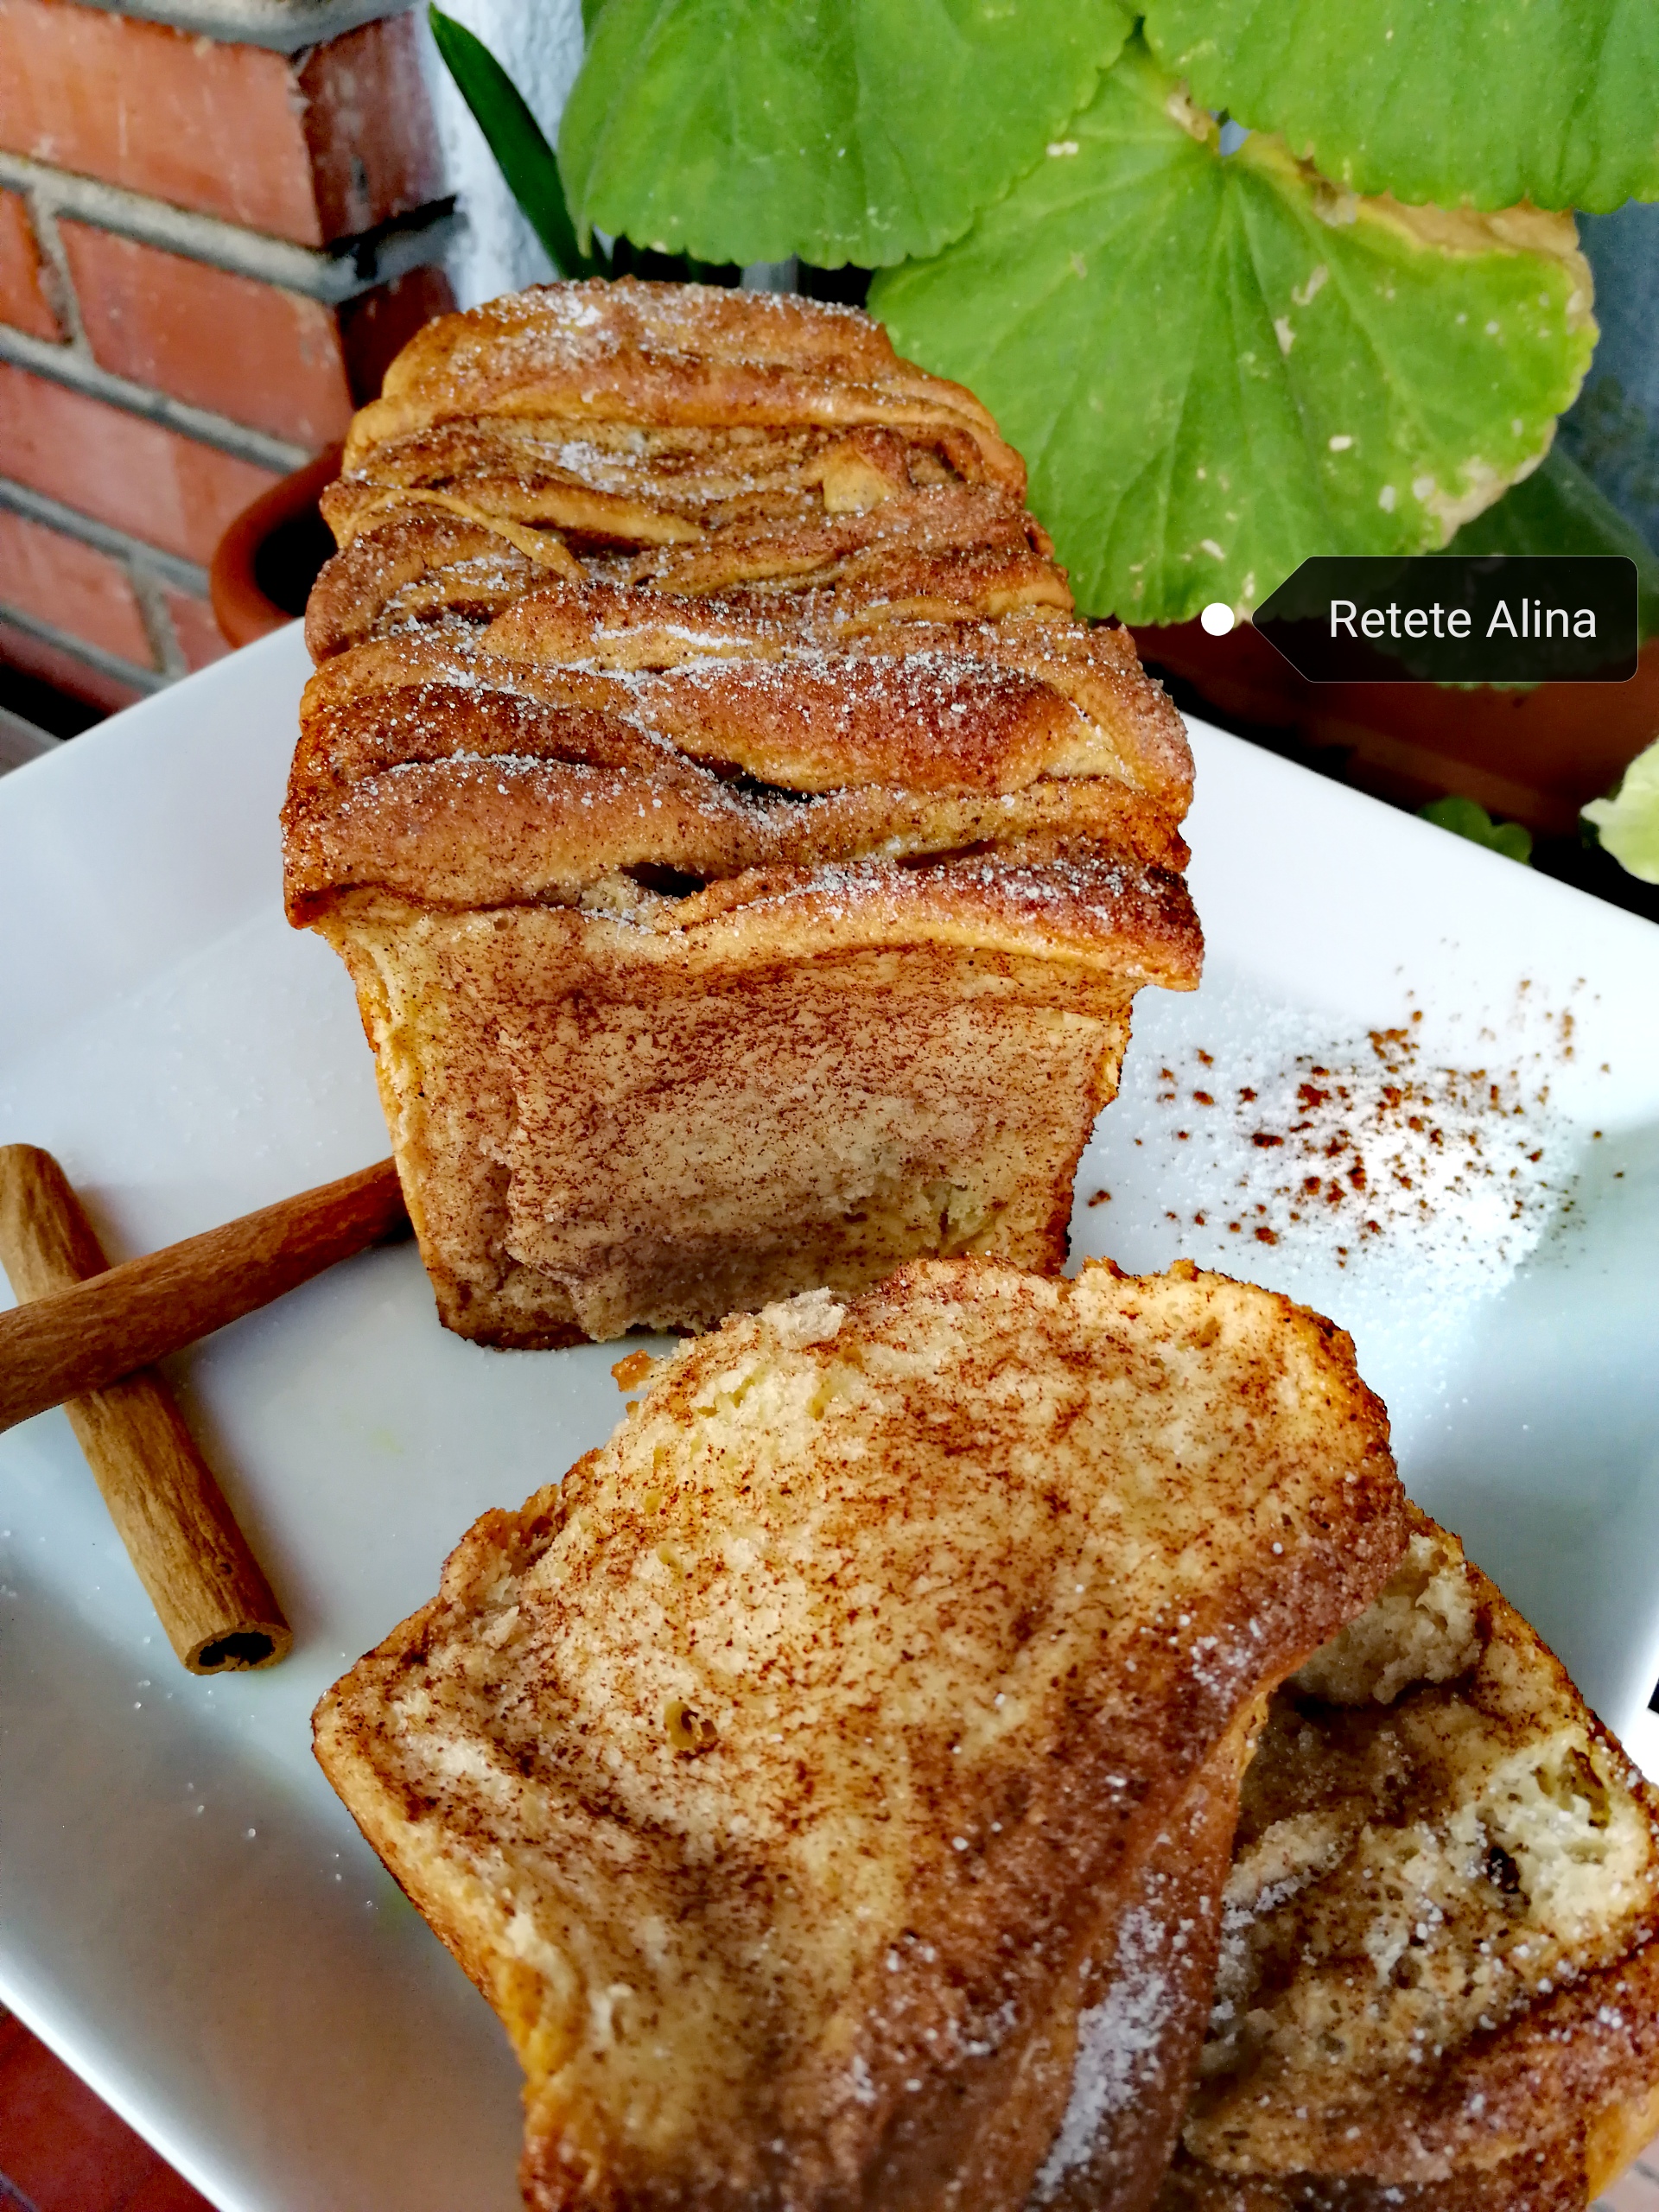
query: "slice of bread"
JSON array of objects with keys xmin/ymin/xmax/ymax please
[
  {"xmin": 315, "ymin": 1259, "xmax": 1404, "ymax": 2210},
  {"xmin": 1159, "ymin": 1511, "xmax": 1659, "ymax": 2212}
]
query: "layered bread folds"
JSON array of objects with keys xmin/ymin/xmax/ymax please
[
  {"xmin": 1160, "ymin": 1511, "xmax": 1659, "ymax": 2212},
  {"xmin": 283, "ymin": 281, "xmax": 1201, "ymax": 1344},
  {"xmin": 314, "ymin": 1259, "xmax": 1406, "ymax": 2212}
]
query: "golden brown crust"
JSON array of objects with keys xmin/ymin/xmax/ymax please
[
  {"xmin": 289, "ymin": 283, "xmax": 1200, "ymax": 1344},
  {"xmin": 343, "ymin": 279, "xmax": 1027, "ymax": 493},
  {"xmin": 284, "ymin": 601, "xmax": 1193, "ymax": 925},
  {"xmin": 315, "ymin": 1261, "xmax": 1406, "ymax": 2212},
  {"xmin": 289, "ymin": 762, "xmax": 1198, "ymax": 947},
  {"xmin": 1587, "ymin": 2077, "xmax": 1659, "ymax": 2199},
  {"xmin": 304, "ymin": 507, "xmax": 540, "ymax": 661},
  {"xmin": 289, "ymin": 281, "xmax": 1192, "ymax": 932},
  {"xmin": 615, "ymin": 486, "xmax": 1061, "ymax": 603},
  {"xmin": 1016, "ymin": 1706, "xmax": 1265, "ymax": 2212}
]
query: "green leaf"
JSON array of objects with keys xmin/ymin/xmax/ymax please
[
  {"xmin": 871, "ymin": 40, "xmax": 1595, "ymax": 625},
  {"xmin": 1142, "ymin": 0, "xmax": 1659, "ymax": 213},
  {"xmin": 428, "ymin": 7, "xmax": 604, "ymax": 278},
  {"xmin": 1419, "ymin": 795, "xmax": 1533, "ymax": 864},
  {"xmin": 1446, "ymin": 445, "xmax": 1659, "ymax": 643},
  {"xmin": 557, "ymin": 0, "xmax": 1134, "ymax": 270},
  {"xmin": 1584, "ymin": 738, "xmax": 1659, "ymax": 883}
]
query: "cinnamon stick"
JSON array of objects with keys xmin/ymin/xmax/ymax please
[
  {"xmin": 0, "ymin": 1145, "xmax": 297, "ymax": 1673},
  {"xmin": 0, "ymin": 1156, "xmax": 406, "ymax": 1436}
]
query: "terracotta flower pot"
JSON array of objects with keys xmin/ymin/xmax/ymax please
[
  {"xmin": 209, "ymin": 443, "xmax": 343, "ymax": 650},
  {"xmin": 1133, "ymin": 618, "xmax": 1659, "ymax": 839}
]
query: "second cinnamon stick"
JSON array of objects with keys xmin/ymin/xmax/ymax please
[
  {"xmin": 0, "ymin": 1156, "xmax": 406, "ymax": 1436},
  {"xmin": 0, "ymin": 1145, "xmax": 293, "ymax": 1673}
]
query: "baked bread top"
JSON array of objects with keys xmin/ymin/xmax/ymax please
[
  {"xmin": 314, "ymin": 1257, "xmax": 1404, "ymax": 2212},
  {"xmin": 285, "ymin": 281, "xmax": 1197, "ymax": 976},
  {"xmin": 1180, "ymin": 1510, "xmax": 1659, "ymax": 2191},
  {"xmin": 337, "ymin": 279, "xmax": 1027, "ymax": 491}
]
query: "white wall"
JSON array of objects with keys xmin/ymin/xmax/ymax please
[{"xmin": 417, "ymin": 0, "xmax": 585, "ymax": 308}]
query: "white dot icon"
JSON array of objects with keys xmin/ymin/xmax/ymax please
[{"xmin": 1200, "ymin": 601, "xmax": 1236, "ymax": 636}]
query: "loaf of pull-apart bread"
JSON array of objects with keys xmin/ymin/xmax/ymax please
[
  {"xmin": 314, "ymin": 1259, "xmax": 1406, "ymax": 2212},
  {"xmin": 283, "ymin": 281, "xmax": 1200, "ymax": 1344},
  {"xmin": 1158, "ymin": 1509, "xmax": 1659, "ymax": 2212}
]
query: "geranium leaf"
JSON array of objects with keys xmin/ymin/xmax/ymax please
[
  {"xmin": 557, "ymin": 0, "xmax": 1134, "ymax": 269},
  {"xmin": 1584, "ymin": 739, "xmax": 1659, "ymax": 884},
  {"xmin": 1142, "ymin": 0, "xmax": 1659, "ymax": 213},
  {"xmin": 872, "ymin": 40, "xmax": 1595, "ymax": 624},
  {"xmin": 1420, "ymin": 796, "xmax": 1533, "ymax": 865},
  {"xmin": 429, "ymin": 8, "xmax": 602, "ymax": 279}
]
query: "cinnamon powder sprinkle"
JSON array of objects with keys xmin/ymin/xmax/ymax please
[{"xmin": 1147, "ymin": 1014, "xmax": 1567, "ymax": 1273}]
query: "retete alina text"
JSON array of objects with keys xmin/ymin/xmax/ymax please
[{"xmin": 1330, "ymin": 599, "xmax": 1599, "ymax": 640}]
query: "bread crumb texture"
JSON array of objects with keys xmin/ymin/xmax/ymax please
[
  {"xmin": 331, "ymin": 908, "xmax": 1154, "ymax": 1340},
  {"xmin": 315, "ymin": 1259, "xmax": 1402, "ymax": 2211},
  {"xmin": 1181, "ymin": 1512, "xmax": 1659, "ymax": 2196}
]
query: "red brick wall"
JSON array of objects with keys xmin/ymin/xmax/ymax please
[
  {"xmin": 0, "ymin": 503, "xmax": 153, "ymax": 659},
  {"xmin": 0, "ymin": 614, "xmax": 144, "ymax": 709},
  {"xmin": 0, "ymin": 362, "xmax": 282, "ymax": 563},
  {"xmin": 0, "ymin": 186, "xmax": 58, "ymax": 339},
  {"xmin": 0, "ymin": 0, "xmax": 452, "ymax": 710},
  {"xmin": 296, "ymin": 16, "xmax": 447, "ymax": 241},
  {"xmin": 0, "ymin": 0, "xmax": 440, "ymax": 245},
  {"xmin": 60, "ymin": 226, "xmax": 359, "ymax": 446}
]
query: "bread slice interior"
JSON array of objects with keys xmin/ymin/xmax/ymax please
[
  {"xmin": 315, "ymin": 1259, "xmax": 1404, "ymax": 2211},
  {"xmin": 1160, "ymin": 1510, "xmax": 1659, "ymax": 2212}
]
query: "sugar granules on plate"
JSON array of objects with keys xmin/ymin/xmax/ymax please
[
  {"xmin": 1165, "ymin": 1012, "xmax": 1566, "ymax": 1273},
  {"xmin": 1088, "ymin": 989, "xmax": 1588, "ymax": 1298}
]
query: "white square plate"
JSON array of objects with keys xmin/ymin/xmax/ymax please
[{"xmin": 2, "ymin": 625, "xmax": 1656, "ymax": 2210}]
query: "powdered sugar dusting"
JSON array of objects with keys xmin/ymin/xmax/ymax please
[
  {"xmin": 1148, "ymin": 1018, "xmax": 1567, "ymax": 1279},
  {"xmin": 1084, "ymin": 988, "xmax": 1579, "ymax": 1292},
  {"xmin": 1031, "ymin": 1907, "xmax": 1171, "ymax": 2200}
]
